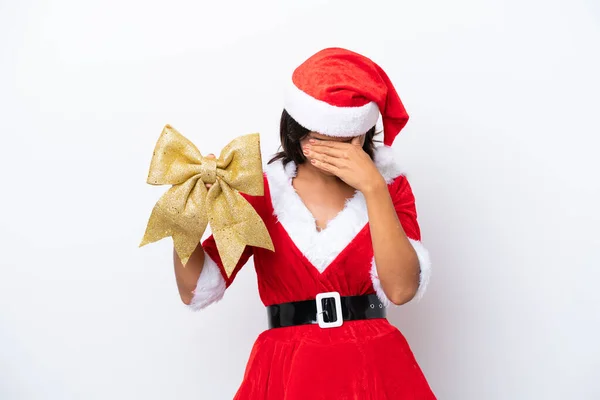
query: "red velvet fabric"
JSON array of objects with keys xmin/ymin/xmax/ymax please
[{"xmin": 201, "ymin": 174, "xmax": 436, "ymax": 399}]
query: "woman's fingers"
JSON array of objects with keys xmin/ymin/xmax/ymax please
[
  {"xmin": 304, "ymin": 144, "xmax": 347, "ymax": 159},
  {"xmin": 310, "ymin": 158, "xmax": 340, "ymax": 175},
  {"xmin": 307, "ymin": 150, "xmax": 345, "ymax": 168},
  {"xmin": 303, "ymin": 142, "xmax": 352, "ymax": 168},
  {"xmin": 308, "ymin": 138, "xmax": 346, "ymax": 148}
]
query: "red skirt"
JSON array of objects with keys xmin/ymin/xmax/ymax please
[{"xmin": 233, "ymin": 318, "xmax": 436, "ymax": 399}]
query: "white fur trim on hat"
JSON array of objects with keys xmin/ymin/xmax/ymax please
[
  {"xmin": 284, "ymin": 79, "xmax": 380, "ymax": 137},
  {"xmin": 370, "ymin": 238, "xmax": 432, "ymax": 306},
  {"xmin": 187, "ymin": 251, "xmax": 226, "ymax": 311}
]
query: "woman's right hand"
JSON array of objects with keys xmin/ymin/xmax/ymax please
[{"xmin": 205, "ymin": 153, "xmax": 216, "ymax": 189}]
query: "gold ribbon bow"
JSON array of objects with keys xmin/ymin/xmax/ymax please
[{"xmin": 139, "ymin": 124, "xmax": 274, "ymax": 277}]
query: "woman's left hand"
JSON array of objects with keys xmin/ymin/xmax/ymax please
[{"xmin": 303, "ymin": 136, "xmax": 386, "ymax": 194}]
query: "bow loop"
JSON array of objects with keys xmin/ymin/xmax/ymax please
[
  {"xmin": 139, "ymin": 124, "xmax": 274, "ymax": 277},
  {"xmin": 215, "ymin": 133, "xmax": 264, "ymax": 196},
  {"xmin": 145, "ymin": 125, "xmax": 203, "ymax": 186}
]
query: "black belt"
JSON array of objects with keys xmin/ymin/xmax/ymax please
[{"xmin": 267, "ymin": 292, "xmax": 386, "ymax": 329}]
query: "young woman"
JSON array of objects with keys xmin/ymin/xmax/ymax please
[{"xmin": 173, "ymin": 47, "xmax": 435, "ymax": 399}]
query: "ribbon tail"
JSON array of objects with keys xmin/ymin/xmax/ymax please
[
  {"xmin": 139, "ymin": 177, "xmax": 209, "ymax": 266},
  {"xmin": 213, "ymin": 237, "xmax": 247, "ymax": 279},
  {"xmin": 171, "ymin": 230, "xmax": 204, "ymax": 266},
  {"xmin": 208, "ymin": 183, "xmax": 274, "ymax": 278}
]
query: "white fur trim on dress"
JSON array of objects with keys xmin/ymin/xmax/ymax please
[
  {"xmin": 265, "ymin": 160, "xmax": 369, "ymax": 273},
  {"xmin": 264, "ymin": 145, "xmax": 404, "ymax": 274},
  {"xmin": 370, "ymin": 238, "xmax": 432, "ymax": 306},
  {"xmin": 187, "ymin": 251, "xmax": 226, "ymax": 311},
  {"xmin": 284, "ymin": 78, "xmax": 380, "ymax": 137}
]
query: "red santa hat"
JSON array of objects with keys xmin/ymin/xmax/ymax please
[{"xmin": 283, "ymin": 47, "xmax": 409, "ymax": 146}]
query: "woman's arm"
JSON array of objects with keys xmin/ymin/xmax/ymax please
[
  {"xmin": 172, "ymin": 154, "xmax": 262, "ymax": 310},
  {"xmin": 173, "ymin": 243, "xmax": 205, "ymax": 305},
  {"xmin": 304, "ymin": 138, "xmax": 420, "ymax": 305},
  {"xmin": 363, "ymin": 181, "xmax": 420, "ymax": 305}
]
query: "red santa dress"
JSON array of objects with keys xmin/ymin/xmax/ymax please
[{"xmin": 188, "ymin": 144, "xmax": 436, "ymax": 399}]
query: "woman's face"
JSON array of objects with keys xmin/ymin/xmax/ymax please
[{"xmin": 300, "ymin": 132, "xmax": 366, "ymax": 175}]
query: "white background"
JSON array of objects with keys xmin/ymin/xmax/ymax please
[{"xmin": 1, "ymin": 0, "xmax": 599, "ymax": 399}]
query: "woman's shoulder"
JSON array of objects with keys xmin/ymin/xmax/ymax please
[
  {"xmin": 372, "ymin": 145, "xmax": 420, "ymax": 205},
  {"xmin": 237, "ymin": 173, "xmax": 271, "ymax": 218}
]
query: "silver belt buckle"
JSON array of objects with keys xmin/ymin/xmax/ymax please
[{"xmin": 315, "ymin": 291, "xmax": 343, "ymax": 328}]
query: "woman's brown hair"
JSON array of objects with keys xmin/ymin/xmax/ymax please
[{"xmin": 268, "ymin": 109, "xmax": 379, "ymax": 166}]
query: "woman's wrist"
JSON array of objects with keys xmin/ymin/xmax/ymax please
[{"xmin": 360, "ymin": 175, "xmax": 387, "ymax": 197}]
